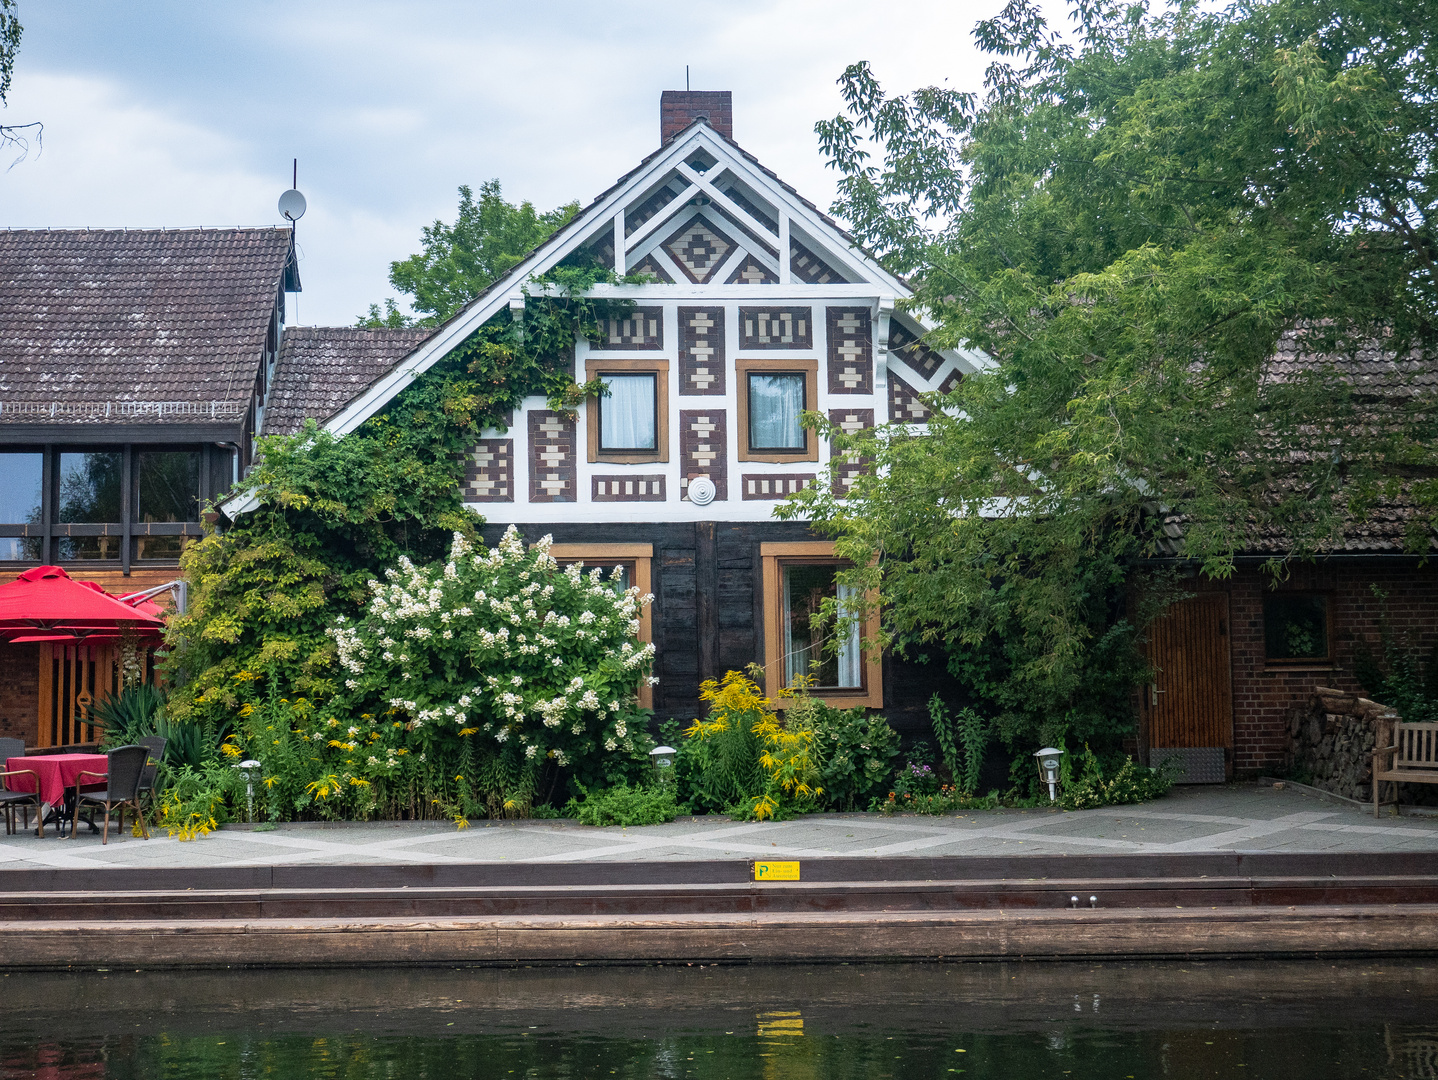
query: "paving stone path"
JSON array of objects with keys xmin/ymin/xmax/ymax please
[{"xmin": 2, "ymin": 782, "xmax": 1436, "ymax": 871}]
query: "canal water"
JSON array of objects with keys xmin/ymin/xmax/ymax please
[{"xmin": 2, "ymin": 959, "xmax": 1436, "ymax": 1078}]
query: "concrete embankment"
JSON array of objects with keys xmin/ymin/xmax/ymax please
[{"xmin": 2, "ymin": 852, "xmax": 1436, "ymax": 968}]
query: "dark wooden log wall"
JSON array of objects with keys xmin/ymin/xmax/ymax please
[{"xmin": 479, "ymin": 521, "xmax": 959, "ymax": 735}]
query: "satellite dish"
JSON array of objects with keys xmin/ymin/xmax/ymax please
[
  {"xmin": 687, "ymin": 476, "xmax": 716, "ymax": 506},
  {"xmin": 278, "ymin": 188, "xmax": 307, "ymax": 222}
]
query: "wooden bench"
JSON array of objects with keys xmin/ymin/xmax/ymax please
[{"xmin": 1373, "ymin": 721, "xmax": 1438, "ymax": 816}]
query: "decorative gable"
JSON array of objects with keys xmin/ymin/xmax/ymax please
[{"xmin": 663, "ymin": 215, "xmax": 736, "ymax": 283}]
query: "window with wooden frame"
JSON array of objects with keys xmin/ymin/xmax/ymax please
[
  {"xmin": 760, "ymin": 541, "xmax": 882, "ymax": 708},
  {"xmin": 1263, "ymin": 592, "xmax": 1334, "ymax": 665},
  {"xmin": 736, "ymin": 357, "xmax": 819, "ymax": 463},
  {"xmin": 584, "ymin": 358, "xmax": 669, "ymax": 463},
  {"xmin": 548, "ymin": 543, "xmax": 655, "ymax": 708}
]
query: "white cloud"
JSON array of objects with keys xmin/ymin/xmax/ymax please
[{"xmin": 2, "ymin": 0, "xmax": 1018, "ymax": 325}]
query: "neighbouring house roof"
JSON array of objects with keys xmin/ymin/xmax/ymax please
[
  {"xmin": 1156, "ymin": 329, "xmax": 1438, "ymax": 557},
  {"xmin": 0, "ymin": 227, "xmax": 298, "ymax": 426},
  {"xmin": 263, "ymin": 326, "xmax": 434, "ymax": 437}
]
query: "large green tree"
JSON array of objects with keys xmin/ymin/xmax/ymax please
[
  {"xmin": 788, "ymin": 0, "xmax": 1438, "ymax": 750},
  {"xmin": 359, "ymin": 180, "xmax": 579, "ymax": 327}
]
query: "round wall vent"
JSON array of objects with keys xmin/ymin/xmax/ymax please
[{"xmin": 687, "ymin": 476, "xmax": 716, "ymax": 506}]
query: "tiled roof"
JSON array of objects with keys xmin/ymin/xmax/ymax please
[
  {"xmin": 1270, "ymin": 327, "xmax": 1437, "ymax": 398},
  {"xmin": 263, "ymin": 326, "xmax": 433, "ymax": 437},
  {"xmin": 0, "ymin": 227, "xmax": 296, "ymax": 425},
  {"xmin": 1156, "ymin": 331, "xmax": 1437, "ymax": 557}
]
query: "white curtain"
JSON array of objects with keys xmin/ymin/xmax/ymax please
[
  {"xmin": 748, "ymin": 374, "xmax": 805, "ymax": 448},
  {"xmin": 601, "ymin": 374, "xmax": 656, "ymax": 450},
  {"xmin": 835, "ymin": 582, "xmax": 862, "ymax": 687},
  {"xmin": 782, "ymin": 568, "xmax": 863, "ymax": 689},
  {"xmin": 782, "ymin": 579, "xmax": 811, "ymax": 686}
]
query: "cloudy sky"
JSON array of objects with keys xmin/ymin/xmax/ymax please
[{"xmin": 3, "ymin": 1, "xmax": 1019, "ymax": 326}]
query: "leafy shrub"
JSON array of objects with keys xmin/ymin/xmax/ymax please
[
  {"xmin": 95, "ymin": 684, "xmax": 166, "ymax": 747},
  {"xmin": 1353, "ymin": 587, "xmax": 1438, "ymax": 723},
  {"xmin": 874, "ymin": 787, "xmax": 1000, "ymax": 815},
  {"xmin": 1058, "ymin": 745, "xmax": 1174, "ymax": 810},
  {"xmin": 892, "ymin": 761, "xmax": 941, "ymax": 798},
  {"xmin": 683, "ymin": 670, "xmax": 823, "ymax": 820},
  {"xmin": 155, "ymin": 761, "xmax": 241, "ymax": 840},
  {"xmin": 567, "ymin": 783, "xmax": 677, "ymax": 827},
  {"xmin": 928, "ymin": 695, "xmax": 989, "ymax": 795},
  {"xmin": 781, "ymin": 688, "xmax": 898, "ymax": 812}
]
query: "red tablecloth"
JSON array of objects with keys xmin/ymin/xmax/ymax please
[{"xmin": 4, "ymin": 754, "xmax": 108, "ymax": 806}]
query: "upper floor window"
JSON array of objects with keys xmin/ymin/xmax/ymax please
[
  {"xmin": 0, "ymin": 445, "xmax": 208, "ymax": 566},
  {"xmin": 737, "ymin": 358, "xmax": 818, "ymax": 463},
  {"xmin": 585, "ymin": 358, "xmax": 669, "ymax": 464},
  {"xmin": 598, "ymin": 374, "xmax": 658, "ymax": 452},
  {"xmin": 748, "ymin": 373, "xmax": 805, "ymax": 450},
  {"xmin": 0, "ymin": 451, "xmax": 43, "ymax": 561}
]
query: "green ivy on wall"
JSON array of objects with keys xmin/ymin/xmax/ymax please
[{"xmin": 165, "ymin": 265, "xmax": 641, "ymax": 733}]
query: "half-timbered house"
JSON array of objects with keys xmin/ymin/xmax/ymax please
[{"xmin": 291, "ymin": 92, "xmax": 980, "ymax": 730}]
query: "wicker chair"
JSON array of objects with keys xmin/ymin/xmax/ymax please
[
  {"xmin": 0, "ymin": 737, "xmax": 42, "ymax": 837},
  {"xmin": 72, "ymin": 744, "xmax": 150, "ymax": 844},
  {"xmin": 137, "ymin": 735, "xmax": 167, "ymax": 795}
]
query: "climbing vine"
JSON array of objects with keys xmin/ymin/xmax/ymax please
[{"xmin": 165, "ymin": 265, "xmax": 643, "ymax": 738}]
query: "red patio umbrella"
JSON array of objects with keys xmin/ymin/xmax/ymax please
[{"xmin": 0, "ymin": 566, "xmax": 166, "ymax": 641}]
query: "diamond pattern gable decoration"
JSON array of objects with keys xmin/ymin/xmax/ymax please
[{"xmin": 663, "ymin": 215, "xmax": 736, "ymax": 283}]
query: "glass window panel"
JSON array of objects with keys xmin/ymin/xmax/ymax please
[
  {"xmin": 56, "ymin": 536, "xmax": 121, "ymax": 561},
  {"xmin": 136, "ymin": 535, "xmax": 188, "ymax": 561},
  {"xmin": 748, "ymin": 373, "xmax": 805, "ymax": 450},
  {"xmin": 137, "ymin": 450, "xmax": 201, "ymax": 523},
  {"xmin": 0, "ymin": 452, "xmax": 43, "ymax": 524},
  {"xmin": 1264, "ymin": 595, "xmax": 1330, "ymax": 661},
  {"xmin": 0, "ymin": 537, "xmax": 41, "ymax": 561},
  {"xmin": 599, "ymin": 374, "xmax": 657, "ymax": 451},
  {"xmin": 58, "ymin": 451, "xmax": 122, "ymax": 523},
  {"xmin": 782, "ymin": 564, "xmax": 861, "ymax": 689}
]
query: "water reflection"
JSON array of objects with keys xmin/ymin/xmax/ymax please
[{"xmin": 1, "ymin": 960, "xmax": 1435, "ymax": 1079}]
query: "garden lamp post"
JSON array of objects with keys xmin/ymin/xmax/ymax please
[
  {"xmin": 649, "ymin": 745, "xmax": 677, "ymax": 785},
  {"xmin": 238, "ymin": 759, "xmax": 262, "ymax": 822},
  {"xmin": 1034, "ymin": 748, "xmax": 1063, "ymax": 803}
]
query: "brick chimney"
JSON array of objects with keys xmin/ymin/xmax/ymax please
[{"xmin": 660, "ymin": 90, "xmax": 732, "ymax": 144}]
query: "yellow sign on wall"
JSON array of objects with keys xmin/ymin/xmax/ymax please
[{"xmin": 753, "ymin": 860, "xmax": 800, "ymax": 881}]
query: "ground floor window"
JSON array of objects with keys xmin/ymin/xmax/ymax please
[
  {"xmin": 760, "ymin": 541, "xmax": 882, "ymax": 708},
  {"xmin": 1263, "ymin": 593, "xmax": 1332, "ymax": 664},
  {"xmin": 782, "ymin": 563, "xmax": 862, "ymax": 688},
  {"xmin": 548, "ymin": 542, "xmax": 654, "ymax": 709}
]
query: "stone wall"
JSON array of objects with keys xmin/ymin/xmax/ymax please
[
  {"xmin": 1286, "ymin": 686, "xmax": 1438, "ymax": 805},
  {"xmin": 0, "ymin": 643, "xmax": 38, "ymax": 744}
]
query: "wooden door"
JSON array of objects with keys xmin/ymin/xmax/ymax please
[
  {"xmin": 37, "ymin": 642, "xmax": 116, "ymax": 749},
  {"xmin": 1143, "ymin": 592, "xmax": 1233, "ymax": 766}
]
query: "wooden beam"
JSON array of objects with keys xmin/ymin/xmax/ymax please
[
  {"xmin": 623, "ymin": 183, "xmax": 700, "ymax": 253},
  {"xmin": 674, "ymin": 161, "xmax": 782, "ymax": 251},
  {"xmin": 778, "ymin": 212, "xmax": 791, "ymax": 284}
]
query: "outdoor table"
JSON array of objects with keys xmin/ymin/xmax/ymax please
[{"xmin": 4, "ymin": 754, "xmax": 107, "ymax": 831}]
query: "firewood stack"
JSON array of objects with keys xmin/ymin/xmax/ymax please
[{"xmin": 1285, "ymin": 687, "xmax": 1409, "ymax": 803}]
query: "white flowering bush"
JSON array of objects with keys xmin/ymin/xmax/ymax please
[{"xmin": 314, "ymin": 526, "xmax": 656, "ymax": 817}]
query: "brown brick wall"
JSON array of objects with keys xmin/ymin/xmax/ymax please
[
  {"xmin": 1183, "ymin": 561, "xmax": 1438, "ymax": 776},
  {"xmin": 660, "ymin": 90, "xmax": 733, "ymax": 143},
  {"xmin": 0, "ymin": 643, "xmax": 38, "ymax": 745}
]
